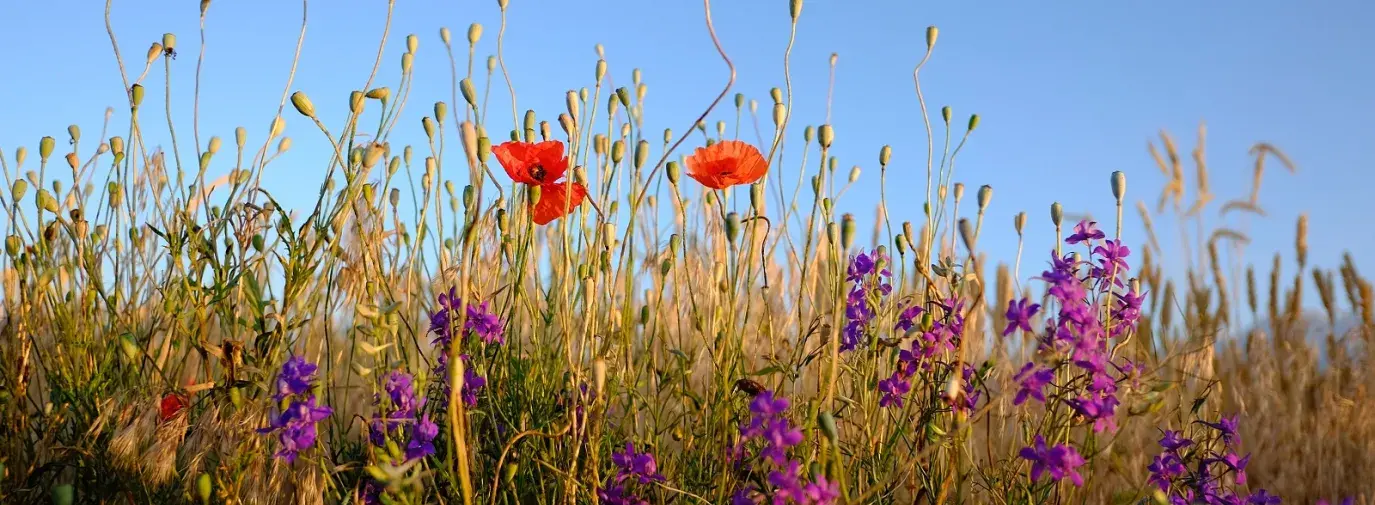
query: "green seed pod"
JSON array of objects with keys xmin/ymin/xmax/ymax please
[
  {"xmin": 460, "ymin": 185, "xmax": 474, "ymax": 211},
  {"xmin": 269, "ymin": 115, "xmax": 286, "ymax": 138},
  {"xmin": 895, "ymin": 234, "xmax": 909, "ymax": 256},
  {"xmin": 967, "ymin": 114, "xmax": 980, "ymax": 132},
  {"xmin": 406, "ymin": 33, "xmax": 419, "ymax": 53},
  {"xmin": 817, "ymin": 410, "xmax": 839, "ymax": 444},
  {"xmin": 5, "ymin": 235, "xmax": 20, "ymax": 257},
  {"xmin": 660, "ymin": 257, "xmax": 673, "ymax": 277},
  {"xmin": 196, "ymin": 473, "xmax": 212, "ymax": 504},
  {"xmin": 440, "ymin": 26, "xmax": 452, "ymax": 45},
  {"xmin": 803, "ymin": 125, "xmax": 814, "ymax": 143},
  {"xmin": 290, "ymin": 90, "xmax": 316, "ymax": 117},
  {"xmin": 821, "ymin": 198, "xmax": 832, "ymax": 216},
  {"xmin": 1050, "ymin": 202, "xmax": 1063, "ymax": 227},
  {"xmin": 207, "ymin": 136, "xmax": 222, "ymax": 155},
  {"xmin": 724, "ymin": 212, "xmax": 741, "ymax": 244},
  {"xmin": 848, "ymin": 165, "xmax": 860, "ymax": 184},
  {"xmin": 434, "ymin": 102, "xmax": 448, "ymax": 124},
  {"xmin": 366, "ymin": 87, "xmax": 391, "ymax": 101},
  {"xmin": 1111, "ymin": 170, "xmax": 1126, "ymax": 202},
  {"xmin": 734, "ymin": 93, "xmax": 745, "ymax": 109},
  {"xmin": 67, "ymin": 125, "xmax": 81, "ymax": 144},
  {"xmin": 826, "ymin": 221, "xmax": 839, "ymax": 246},
  {"xmin": 750, "ymin": 182, "xmax": 764, "ymax": 214},
  {"xmin": 611, "ymin": 140, "xmax": 626, "ymax": 164},
  {"xmin": 977, "ymin": 184, "xmax": 992, "ymax": 211},
  {"xmin": 14, "ymin": 147, "xmax": 26, "ymax": 167},
  {"xmin": 926, "ymin": 25, "xmax": 938, "ymax": 50},
  {"xmin": 478, "ymin": 137, "xmax": 492, "ymax": 162},
  {"xmin": 772, "ymin": 103, "xmax": 787, "ymax": 126},
  {"xmin": 401, "ymin": 52, "xmax": 413, "ymax": 73},
  {"xmin": 251, "ymin": 234, "xmax": 265, "ymax": 252},
  {"xmin": 36, "ymin": 189, "xmax": 58, "ymax": 214},
  {"xmin": 527, "ymin": 184, "xmax": 541, "ymax": 206},
  {"xmin": 422, "ymin": 117, "xmax": 436, "ymax": 139},
  {"xmin": 130, "ymin": 84, "xmax": 145, "ymax": 108},
  {"xmin": 666, "ymin": 161, "xmax": 681, "ymax": 184},
  {"xmin": 523, "ymin": 110, "xmax": 537, "ymax": 136},
  {"xmin": 663, "ymin": 128, "xmax": 672, "ymax": 144},
  {"xmin": 509, "ymin": 130, "xmax": 519, "ymax": 141},
  {"xmin": 566, "ymin": 90, "xmax": 580, "ymax": 118},
  {"xmin": 487, "ymin": 55, "xmax": 497, "ymax": 72},
  {"xmin": 39, "ymin": 136, "xmax": 55, "ymax": 162},
  {"xmin": 841, "ymin": 213, "xmax": 856, "ymax": 249},
  {"xmin": 770, "ymin": 87, "xmax": 783, "ymax": 104},
  {"xmin": 1015, "ymin": 211, "xmax": 1026, "ymax": 236},
  {"xmin": 595, "ymin": 59, "xmax": 607, "ymax": 82},
  {"xmin": 879, "ymin": 145, "xmax": 892, "ymax": 166},
  {"xmin": 616, "ymin": 87, "xmax": 632, "ymax": 108},
  {"xmin": 810, "ymin": 175, "xmax": 821, "ymax": 196},
  {"xmin": 903, "ymin": 221, "xmax": 915, "ymax": 245},
  {"xmin": 162, "ymin": 32, "xmax": 177, "ymax": 51},
  {"xmin": 716, "ymin": 121, "xmax": 727, "ymax": 138},
  {"xmin": 11, "ymin": 179, "xmax": 28, "ymax": 202},
  {"xmin": 789, "ymin": 0, "xmax": 802, "ymax": 20},
  {"xmin": 199, "ymin": 152, "xmax": 212, "ymax": 171},
  {"xmin": 818, "ymin": 124, "xmax": 835, "ymax": 148},
  {"xmin": 941, "ymin": 106, "xmax": 952, "ymax": 124},
  {"xmin": 389, "ymin": 188, "xmax": 401, "ymax": 206},
  {"xmin": 108, "ymin": 182, "xmax": 122, "ymax": 208},
  {"xmin": 388, "ymin": 156, "xmax": 401, "ymax": 177},
  {"xmin": 635, "ymin": 140, "xmax": 649, "ymax": 169}
]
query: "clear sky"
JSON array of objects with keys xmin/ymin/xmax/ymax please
[{"xmin": 3, "ymin": 0, "xmax": 1373, "ymax": 320}]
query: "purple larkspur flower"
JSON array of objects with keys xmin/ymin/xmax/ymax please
[
  {"xmin": 1018, "ymin": 435, "xmax": 1086, "ymax": 486},
  {"xmin": 405, "ymin": 413, "xmax": 439, "ymax": 460},
  {"xmin": 1067, "ymin": 393, "xmax": 1119, "ymax": 433},
  {"xmin": 259, "ymin": 358, "xmax": 332, "ymax": 464},
  {"xmin": 767, "ymin": 460, "xmax": 806, "ymax": 504},
  {"xmin": 1066, "ymin": 220, "xmax": 1105, "ymax": 245},
  {"xmin": 274, "ymin": 355, "xmax": 319, "ymax": 400},
  {"xmin": 1147, "ymin": 453, "xmax": 1186, "ymax": 491},
  {"xmin": 466, "ymin": 301, "xmax": 505, "ymax": 345},
  {"xmin": 1011, "ymin": 362, "xmax": 1055, "ymax": 405},
  {"xmin": 1002, "ymin": 297, "xmax": 1041, "ymax": 337},
  {"xmin": 803, "ymin": 474, "xmax": 841, "ymax": 505},
  {"xmin": 611, "ymin": 442, "xmax": 666, "ymax": 484},
  {"xmin": 1203, "ymin": 415, "xmax": 1241, "ymax": 446},
  {"xmin": 1092, "ymin": 239, "xmax": 1131, "ymax": 281},
  {"xmin": 878, "ymin": 374, "xmax": 912, "ymax": 408},
  {"xmin": 1159, "ymin": 430, "xmax": 1194, "ymax": 452},
  {"xmin": 1246, "ymin": 490, "xmax": 1280, "ymax": 505},
  {"xmin": 1205, "ymin": 452, "xmax": 1251, "ymax": 486}
]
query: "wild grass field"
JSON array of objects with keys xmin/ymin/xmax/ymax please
[{"xmin": 1, "ymin": 0, "xmax": 1372, "ymax": 504}]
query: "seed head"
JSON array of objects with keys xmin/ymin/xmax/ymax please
[
  {"xmin": 848, "ymin": 165, "xmax": 861, "ymax": 184},
  {"xmin": 666, "ymin": 161, "xmax": 680, "ymax": 185},
  {"xmin": 941, "ymin": 106, "xmax": 952, "ymax": 124},
  {"xmin": 440, "ymin": 27, "xmax": 452, "ymax": 45},
  {"xmin": 290, "ymin": 91, "xmax": 316, "ymax": 118},
  {"xmin": 11, "ymin": 180, "xmax": 27, "ymax": 202},
  {"xmin": 958, "ymin": 218, "xmax": 976, "ymax": 253},
  {"xmin": 818, "ymin": 124, "xmax": 834, "ymax": 148},
  {"xmin": 967, "ymin": 114, "xmax": 980, "ymax": 132},
  {"xmin": 434, "ymin": 102, "xmax": 448, "ymax": 124},
  {"xmin": 207, "ymin": 136, "xmax": 221, "ymax": 155},
  {"xmin": 146, "ymin": 42, "xmax": 163, "ymax": 64},
  {"xmin": 925, "ymin": 26, "xmax": 938, "ymax": 50},
  {"xmin": 269, "ymin": 116, "xmax": 285, "ymax": 138},
  {"xmin": 773, "ymin": 103, "xmax": 787, "ymax": 126},
  {"xmin": 37, "ymin": 189, "xmax": 59, "ymax": 214},
  {"xmin": 14, "ymin": 147, "xmax": 26, "ymax": 167},
  {"xmin": 841, "ymin": 213, "xmax": 856, "ymax": 249},
  {"xmin": 724, "ymin": 212, "xmax": 741, "ymax": 244},
  {"xmin": 130, "ymin": 84, "xmax": 145, "ymax": 108},
  {"xmin": 977, "ymin": 184, "xmax": 992, "ymax": 211},
  {"xmin": 401, "ymin": 53, "xmax": 414, "ymax": 73},
  {"xmin": 39, "ymin": 136, "xmax": 55, "ymax": 162},
  {"xmin": 366, "ymin": 87, "xmax": 391, "ymax": 101},
  {"xmin": 662, "ymin": 128, "xmax": 672, "ymax": 144},
  {"xmin": 635, "ymin": 140, "xmax": 649, "ymax": 169},
  {"xmin": 1110, "ymin": 170, "xmax": 1126, "ymax": 202},
  {"xmin": 595, "ymin": 60, "xmax": 607, "ymax": 82},
  {"xmin": 879, "ymin": 145, "xmax": 892, "ymax": 166},
  {"xmin": 789, "ymin": 0, "xmax": 802, "ymax": 20},
  {"xmin": 751, "ymin": 182, "xmax": 765, "ymax": 214},
  {"xmin": 1015, "ymin": 212, "xmax": 1026, "ymax": 236},
  {"xmin": 1050, "ymin": 202, "xmax": 1063, "ymax": 227}
]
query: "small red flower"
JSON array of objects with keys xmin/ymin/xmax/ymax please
[
  {"xmin": 159, "ymin": 392, "xmax": 188, "ymax": 422},
  {"xmin": 684, "ymin": 140, "xmax": 769, "ymax": 190},
  {"xmin": 492, "ymin": 140, "xmax": 588, "ymax": 225}
]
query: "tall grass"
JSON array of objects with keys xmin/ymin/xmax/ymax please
[{"xmin": 1, "ymin": 1, "xmax": 1372, "ymax": 504}]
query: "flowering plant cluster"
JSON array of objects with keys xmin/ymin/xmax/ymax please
[
  {"xmin": 257, "ymin": 355, "xmax": 333, "ymax": 464},
  {"xmin": 731, "ymin": 391, "xmax": 840, "ymax": 505},
  {"xmin": 429, "ymin": 287, "xmax": 504, "ymax": 408},
  {"xmin": 596, "ymin": 442, "xmax": 666, "ymax": 505}
]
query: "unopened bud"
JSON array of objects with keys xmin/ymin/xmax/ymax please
[
  {"xmin": 440, "ymin": 27, "xmax": 452, "ymax": 45},
  {"xmin": 635, "ymin": 140, "xmax": 649, "ymax": 169},
  {"xmin": 879, "ymin": 145, "xmax": 892, "ymax": 166},
  {"xmin": 818, "ymin": 124, "xmax": 834, "ymax": 148},
  {"xmin": 406, "ymin": 33, "xmax": 419, "ymax": 53},
  {"xmin": 967, "ymin": 114, "xmax": 980, "ymax": 132},
  {"xmin": 290, "ymin": 91, "xmax": 316, "ymax": 117},
  {"xmin": 130, "ymin": 84, "xmax": 145, "ymax": 107},
  {"xmin": 789, "ymin": 0, "xmax": 802, "ymax": 20},
  {"xmin": 772, "ymin": 103, "xmax": 787, "ymax": 126},
  {"xmin": 1050, "ymin": 202, "xmax": 1063, "ymax": 227},
  {"xmin": 67, "ymin": 125, "xmax": 81, "ymax": 144},
  {"xmin": 841, "ymin": 213, "xmax": 856, "ymax": 249},
  {"xmin": 925, "ymin": 25, "xmax": 938, "ymax": 50},
  {"xmin": 958, "ymin": 218, "xmax": 976, "ymax": 253},
  {"xmin": 366, "ymin": 87, "xmax": 391, "ymax": 101},
  {"xmin": 434, "ymin": 102, "xmax": 448, "ymax": 124},
  {"xmin": 39, "ymin": 136, "xmax": 55, "ymax": 162},
  {"xmin": 147, "ymin": 42, "xmax": 163, "ymax": 64},
  {"xmin": 848, "ymin": 165, "xmax": 860, "ymax": 184},
  {"xmin": 941, "ymin": 106, "xmax": 952, "ymax": 124},
  {"xmin": 750, "ymin": 183, "xmax": 764, "ymax": 214},
  {"xmin": 1015, "ymin": 212, "xmax": 1026, "ymax": 236},
  {"xmin": 595, "ymin": 60, "xmax": 607, "ymax": 82},
  {"xmin": 207, "ymin": 136, "xmax": 222, "ymax": 154},
  {"xmin": 460, "ymin": 78, "xmax": 477, "ymax": 107},
  {"xmin": 977, "ymin": 184, "xmax": 992, "ymax": 210},
  {"xmin": 1111, "ymin": 171, "xmax": 1126, "ymax": 202}
]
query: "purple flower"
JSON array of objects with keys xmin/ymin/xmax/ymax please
[
  {"xmin": 611, "ymin": 442, "xmax": 666, "ymax": 484},
  {"xmin": 1205, "ymin": 452, "xmax": 1250, "ymax": 486},
  {"xmin": 1066, "ymin": 220, "xmax": 1105, "ymax": 245},
  {"xmin": 1002, "ymin": 297, "xmax": 1041, "ymax": 337},
  {"xmin": 767, "ymin": 460, "xmax": 806, "ymax": 504},
  {"xmin": 405, "ymin": 413, "xmax": 439, "ymax": 460},
  {"xmin": 1011, "ymin": 362, "xmax": 1054, "ymax": 405},
  {"xmin": 466, "ymin": 301, "xmax": 506, "ymax": 345},
  {"xmin": 259, "ymin": 358, "xmax": 332, "ymax": 464},
  {"xmin": 878, "ymin": 375, "xmax": 912, "ymax": 408},
  {"xmin": 462, "ymin": 361, "xmax": 487, "ymax": 407},
  {"xmin": 274, "ymin": 355, "xmax": 319, "ymax": 400},
  {"xmin": 895, "ymin": 304, "xmax": 923, "ymax": 333},
  {"xmin": 1147, "ymin": 453, "xmax": 1186, "ymax": 491},
  {"xmin": 1202, "ymin": 415, "xmax": 1241, "ymax": 446},
  {"xmin": 1067, "ymin": 394, "xmax": 1119, "ymax": 433},
  {"xmin": 1246, "ymin": 490, "xmax": 1280, "ymax": 505},
  {"xmin": 759, "ymin": 418, "xmax": 804, "ymax": 465},
  {"xmin": 847, "ymin": 252, "xmax": 875, "ymax": 282},
  {"xmin": 1091, "ymin": 240, "xmax": 1131, "ymax": 281},
  {"xmin": 1159, "ymin": 430, "xmax": 1194, "ymax": 452},
  {"xmin": 1018, "ymin": 435, "xmax": 1086, "ymax": 486},
  {"xmin": 802, "ymin": 474, "xmax": 840, "ymax": 505}
]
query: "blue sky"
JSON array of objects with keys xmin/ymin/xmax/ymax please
[{"xmin": 3, "ymin": 0, "xmax": 1373, "ymax": 320}]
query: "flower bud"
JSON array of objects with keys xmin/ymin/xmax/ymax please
[
  {"xmin": 848, "ymin": 165, "xmax": 860, "ymax": 184},
  {"xmin": 772, "ymin": 103, "xmax": 787, "ymax": 126},
  {"xmin": 14, "ymin": 146, "xmax": 26, "ymax": 167},
  {"xmin": 11, "ymin": 180, "xmax": 28, "ymax": 202},
  {"xmin": 406, "ymin": 33, "xmax": 419, "ymax": 54},
  {"xmin": 1050, "ymin": 202, "xmax": 1063, "ymax": 227},
  {"xmin": 37, "ymin": 189, "xmax": 59, "ymax": 214},
  {"xmin": 662, "ymin": 128, "xmax": 672, "ymax": 144},
  {"xmin": 826, "ymin": 221, "xmax": 839, "ymax": 246},
  {"xmin": 1015, "ymin": 211, "xmax": 1026, "ymax": 236},
  {"xmin": 953, "ymin": 182, "xmax": 964, "ymax": 202},
  {"xmin": 803, "ymin": 125, "xmax": 814, "ymax": 143},
  {"xmin": 958, "ymin": 218, "xmax": 976, "ymax": 252},
  {"xmin": 817, "ymin": 411, "xmax": 838, "ymax": 444},
  {"xmin": 366, "ymin": 87, "xmax": 391, "ymax": 101},
  {"xmin": 434, "ymin": 102, "xmax": 448, "ymax": 124},
  {"xmin": 39, "ymin": 136, "xmax": 55, "ymax": 162},
  {"xmin": 401, "ymin": 53, "xmax": 413, "ymax": 73},
  {"xmin": 269, "ymin": 115, "xmax": 285, "ymax": 138},
  {"xmin": 967, "ymin": 114, "xmax": 980, "ymax": 132},
  {"xmin": 895, "ymin": 234, "xmax": 909, "ymax": 255},
  {"xmin": 734, "ymin": 93, "xmax": 745, "ymax": 109},
  {"xmin": 616, "ymin": 87, "xmax": 632, "ymax": 108},
  {"xmin": 879, "ymin": 145, "xmax": 892, "ymax": 166},
  {"xmin": 487, "ymin": 55, "xmax": 497, "ymax": 72},
  {"xmin": 130, "ymin": 84, "xmax": 145, "ymax": 107},
  {"xmin": 290, "ymin": 91, "xmax": 316, "ymax": 118},
  {"xmin": 459, "ymin": 78, "xmax": 477, "ymax": 108},
  {"xmin": 1111, "ymin": 170, "xmax": 1126, "ymax": 202},
  {"xmin": 611, "ymin": 140, "xmax": 625, "ymax": 164},
  {"xmin": 440, "ymin": 26, "xmax": 452, "ymax": 45},
  {"xmin": 5, "ymin": 235, "xmax": 20, "ymax": 257},
  {"xmin": 818, "ymin": 124, "xmax": 834, "ymax": 148},
  {"xmin": 635, "ymin": 140, "xmax": 649, "ymax": 169},
  {"xmin": 789, "ymin": 0, "xmax": 802, "ymax": 20},
  {"xmin": 841, "ymin": 213, "xmax": 856, "ymax": 249},
  {"xmin": 595, "ymin": 59, "xmax": 607, "ymax": 82},
  {"xmin": 941, "ymin": 106, "xmax": 952, "ymax": 124},
  {"xmin": 277, "ymin": 137, "xmax": 292, "ymax": 153},
  {"xmin": 750, "ymin": 182, "xmax": 765, "ymax": 214},
  {"xmin": 422, "ymin": 117, "xmax": 436, "ymax": 139},
  {"xmin": 207, "ymin": 136, "xmax": 222, "ymax": 154},
  {"xmin": 67, "ymin": 125, "xmax": 81, "ymax": 144},
  {"xmin": 925, "ymin": 25, "xmax": 938, "ymax": 50},
  {"xmin": 196, "ymin": 473, "xmax": 212, "ymax": 504},
  {"xmin": 977, "ymin": 184, "xmax": 992, "ymax": 211}
]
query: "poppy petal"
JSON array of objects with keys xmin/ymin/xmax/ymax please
[
  {"xmin": 531, "ymin": 181, "xmax": 587, "ymax": 225},
  {"xmin": 685, "ymin": 140, "xmax": 768, "ymax": 190},
  {"xmin": 493, "ymin": 140, "xmax": 567, "ymax": 185}
]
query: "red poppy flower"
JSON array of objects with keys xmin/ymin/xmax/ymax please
[
  {"xmin": 492, "ymin": 140, "xmax": 587, "ymax": 225},
  {"xmin": 684, "ymin": 140, "xmax": 769, "ymax": 190},
  {"xmin": 159, "ymin": 393, "xmax": 187, "ymax": 422}
]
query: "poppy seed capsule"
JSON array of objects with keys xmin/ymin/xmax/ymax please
[
  {"xmin": 146, "ymin": 42, "xmax": 163, "ymax": 64},
  {"xmin": 401, "ymin": 53, "xmax": 413, "ymax": 73},
  {"xmin": 39, "ymin": 136, "xmax": 55, "ymax": 162},
  {"xmin": 772, "ymin": 103, "xmax": 787, "ymax": 126},
  {"xmin": 616, "ymin": 87, "xmax": 631, "ymax": 108},
  {"xmin": 14, "ymin": 147, "xmax": 25, "ymax": 166},
  {"xmin": 750, "ymin": 99, "xmax": 758, "ymax": 114},
  {"xmin": 953, "ymin": 183, "xmax": 964, "ymax": 202},
  {"xmin": 288, "ymin": 91, "xmax": 314, "ymax": 118},
  {"xmin": 611, "ymin": 140, "xmax": 626, "ymax": 164},
  {"xmin": 662, "ymin": 128, "xmax": 672, "ymax": 144},
  {"xmin": 565, "ymin": 90, "xmax": 580, "ymax": 118},
  {"xmin": 818, "ymin": 124, "xmax": 834, "ymax": 148},
  {"xmin": 848, "ymin": 165, "xmax": 860, "ymax": 184},
  {"xmin": 750, "ymin": 182, "xmax": 764, "ymax": 213},
  {"xmin": 810, "ymin": 175, "xmax": 821, "ymax": 196},
  {"xmin": 841, "ymin": 213, "xmax": 856, "ymax": 249},
  {"xmin": 1111, "ymin": 170, "xmax": 1126, "ymax": 201},
  {"xmin": 941, "ymin": 106, "xmax": 952, "ymax": 124},
  {"xmin": 1015, "ymin": 211, "xmax": 1026, "ymax": 236},
  {"xmin": 130, "ymin": 84, "xmax": 145, "ymax": 107},
  {"xmin": 5, "ymin": 235, "xmax": 20, "ymax": 257},
  {"xmin": 522, "ymin": 110, "xmax": 536, "ymax": 133},
  {"xmin": 635, "ymin": 140, "xmax": 649, "ymax": 169},
  {"xmin": 389, "ymin": 188, "xmax": 400, "ymax": 207},
  {"xmin": 789, "ymin": 0, "xmax": 802, "ymax": 20},
  {"xmin": 460, "ymin": 78, "xmax": 476, "ymax": 106},
  {"xmin": 1050, "ymin": 202, "xmax": 1063, "ymax": 226},
  {"xmin": 557, "ymin": 114, "xmax": 573, "ymax": 135},
  {"xmin": 926, "ymin": 26, "xmax": 938, "ymax": 50},
  {"xmin": 977, "ymin": 185, "xmax": 992, "ymax": 210},
  {"xmin": 467, "ymin": 23, "xmax": 482, "ymax": 45},
  {"xmin": 666, "ymin": 162, "xmax": 681, "ymax": 184},
  {"xmin": 826, "ymin": 221, "xmax": 839, "ymax": 246},
  {"xmin": 716, "ymin": 121, "xmax": 727, "ymax": 138},
  {"xmin": 37, "ymin": 189, "xmax": 58, "ymax": 214},
  {"xmin": 734, "ymin": 93, "xmax": 745, "ymax": 109},
  {"xmin": 879, "ymin": 145, "xmax": 892, "ymax": 166},
  {"xmin": 803, "ymin": 125, "xmax": 814, "ymax": 143},
  {"xmin": 967, "ymin": 114, "xmax": 980, "ymax": 132},
  {"xmin": 821, "ymin": 198, "xmax": 832, "ymax": 215},
  {"xmin": 487, "ymin": 55, "xmax": 497, "ymax": 72},
  {"xmin": 366, "ymin": 87, "xmax": 390, "ymax": 101},
  {"xmin": 478, "ymin": 137, "xmax": 491, "ymax": 162},
  {"xmin": 440, "ymin": 26, "xmax": 452, "ymax": 44},
  {"xmin": 207, "ymin": 136, "xmax": 221, "ymax": 154},
  {"xmin": 68, "ymin": 125, "xmax": 80, "ymax": 144},
  {"xmin": 895, "ymin": 234, "xmax": 909, "ymax": 255},
  {"xmin": 724, "ymin": 212, "xmax": 741, "ymax": 244},
  {"xmin": 277, "ymin": 137, "xmax": 292, "ymax": 153},
  {"xmin": 434, "ymin": 102, "xmax": 448, "ymax": 124},
  {"xmin": 269, "ymin": 116, "xmax": 285, "ymax": 138},
  {"xmin": 11, "ymin": 180, "xmax": 27, "ymax": 202},
  {"xmin": 595, "ymin": 60, "xmax": 607, "ymax": 82}
]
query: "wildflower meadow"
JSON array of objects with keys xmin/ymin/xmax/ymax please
[{"xmin": 1, "ymin": 1, "xmax": 1372, "ymax": 504}]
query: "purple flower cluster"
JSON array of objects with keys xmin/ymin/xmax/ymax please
[
  {"xmin": 369, "ymin": 370, "xmax": 439, "ymax": 461},
  {"xmin": 258, "ymin": 355, "xmax": 333, "ymax": 464},
  {"xmin": 429, "ymin": 288, "xmax": 503, "ymax": 408},
  {"xmin": 1145, "ymin": 416, "xmax": 1282, "ymax": 505},
  {"xmin": 731, "ymin": 391, "xmax": 840, "ymax": 505},
  {"xmin": 877, "ymin": 298, "xmax": 969, "ymax": 409},
  {"xmin": 1018, "ymin": 435, "xmax": 1086, "ymax": 486},
  {"xmin": 841, "ymin": 249, "xmax": 892, "ymax": 352},
  {"xmin": 596, "ymin": 442, "xmax": 666, "ymax": 505}
]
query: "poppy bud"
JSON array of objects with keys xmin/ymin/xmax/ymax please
[
  {"xmin": 1111, "ymin": 170, "xmax": 1126, "ymax": 202},
  {"xmin": 772, "ymin": 103, "xmax": 787, "ymax": 126},
  {"xmin": 1015, "ymin": 211, "xmax": 1026, "ymax": 236},
  {"xmin": 522, "ymin": 109, "xmax": 536, "ymax": 134},
  {"xmin": 595, "ymin": 59, "xmax": 607, "ymax": 82},
  {"xmin": 5, "ymin": 235, "xmax": 19, "ymax": 257},
  {"xmin": 828, "ymin": 156, "xmax": 838, "ymax": 173},
  {"xmin": 810, "ymin": 175, "xmax": 821, "ymax": 196},
  {"xmin": 11, "ymin": 179, "xmax": 27, "ymax": 202},
  {"xmin": 789, "ymin": 0, "xmax": 802, "ymax": 20},
  {"xmin": 401, "ymin": 53, "xmax": 413, "ymax": 73},
  {"xmin": 953, "ymin": 183, "xmax": 965, "ymax": 203},
  {"xmin": 941, "ymin": 106, "xmax": 952, "ymax": 124},
  {"xmin": 196, "ymin": 473, "xmax": 212, "ymax": 504},
  {"xmin": 817, "ymin": 410, "xmax": 838, "ymax": 444},
  {"xmin": 879, "ymin": 145, "xmax": 892, "ymax": 166},
  {"xmin": 207, "ymin": 136, "xmax": 221, "ymax": 155},
  {"xmin": 478, "ymin": 137, "xmax": 491, "ymax": 162},
  {"xmin": 724, "ymin": 212, "xmax": 741, "ymax": 244},
  {"xmin": 366, "ymin": 87, "xmax": 391, "ymax": 101},
  {"xmin": 1050, "ymin": 202, "xmax": 1063, "ymax": 227},
  {"xmin": 277, "ymin": 137, "xmax": 292, "ymax": 154},
  {"xmin": 818, "ymin": 124, "xmax": 834, "ymax": 148},
  {"xmin": 440, "ymin": 26, "xmax": 452, "ymax": 44},
  {"xmin": 108, "ymin": 182, "xmax": 122, "ymax": 208},
  {"xmin": 290, "ymin": 91, "xmax": 315, "ymax": 118},
  {"xmin": 37, "ymin": 189, "xmax": 58, "ymax": 214},
  {"xmin": 663, "ymin": 128, "xmax": 672, "ymax": 145},
  {"xmin": 977, "ymin": 184, "xmax": 992, "ymax": 211},
  {"xmin": 39, "ymin": 136, "xmax": 55, "ymax": 162},
  {"xmin": 660, "ymin": 257, "xmax": 674, "ymax": 277},
  {"xmin": 611, "ymin": 140, "xmax": 625, "ymax": 164},
  {"xmin": 958, "ymin": 218, "xmax": 976, "ymax": 253},
  {"xmin": 895, "ymin": 234, "xmax": 909, "ymax": 256},
  {"xmin": 716, "ymin": 121, "xmax": 726, "ymax": 138},
  {"xmin": 434, "ymin": 102, "xmax": 448, "ymax": 125},
  {"xmin": 269, "ymin": 115, "xmax": 285, "ymax": 138},
  {"xmin": 147, "ymin": 42, "xmax": 163, "ymax": 64},
  {"xmin": 460, "ymin": 78, "xmax": 477, "ymax": 107},
  {"xmin": 635, "ymin": 140, "xmax": 649, "ymax": 169},
  {"xmin": 803, "ymin": 125, "xmax": 814, "ymax": 143},
  {"xmin": 422, "ymin": 117, "xmax": 436, "ymax": 139},
  {"xmin": 750, "ymin": 99, "xmax": 758, "ymax": 115},
  {"xmin": 769, "ymin": 88, "xmax": 783, "ymax": 104},
  {"xmin": 967, "ymin": 114, "xmax": 980, "ymax": 132},
  {"xmin": 750, "ymin": 182, "xmax": 764, "ymax": 214},
  {"xmin": 487, "ymin": 55, "xmax": 497, "ymax": 72},
  {"xmin": 130, "ymin": 84, "xmax": 145, "ymax": 108},
  {"xmin": 926, "ymin": 25, "xmax": 938, "ymax": 50},
  {"xmin": 821, "ymin": 198, "xmax": 832, "ymax": 216},
  {"xmin": 14, "ymin": 147, "xmax": 25, "ymax": 167},
  {"xmin": 826, "ymin": 221, "xmax": 838, "ymax": 247},
  {"xmin": 67, "ymin": 125, "xmax": 81, "ymax": 145},
  {"xmin": 565, "ymin": 90, "xmax": 580, "ymax": 119},
  {"xmin": 848, "ymin": 165, "xmax": 860, "ymax": 184},
  {"xmin": 734, "ymin": 93, "xmax": 745, "ymax": 110},
  {"xmin": 841, "ymin": 213, "xmax": 856, "ymax": 249},
  {"xmin": 528, "ymin": 184, "xmax": 541, "ymax": 206},
  {"xmin": 616, "ymin": 87, "xmax": 632, "ymax": 109},
  {"xmin": 197, "ymin": 152, "xmax": 211, "ymax": 172}
]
